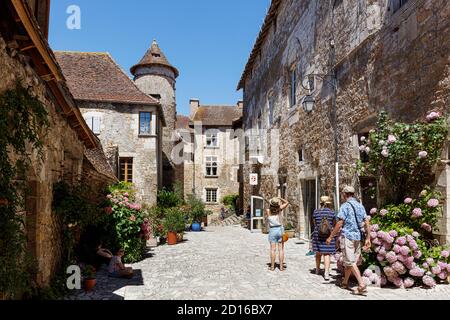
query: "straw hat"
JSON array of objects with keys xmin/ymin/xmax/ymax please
[
  {"xmin": 343, "ymin": 185, "xmax": 355, "ymax": 194},
  {"xmin": 320, "ymin": 196, "xmax": 333, "ymax": 205},
  {"xmin": 269, "ymin": 197, "xmax": 282, "ymax": 208}
]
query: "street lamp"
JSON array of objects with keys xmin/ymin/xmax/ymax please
[{"xmin": 302, "ymin": 95, "xmax": 316, "ymax": 113}]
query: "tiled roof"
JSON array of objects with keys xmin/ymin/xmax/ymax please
[
  {"xmin": 237, "ymin": 0, "xmax": 282, "ymax": 90},
  {"xmin": 130, "ymin": 40, "xmax": 179, "ymax": 77},
  {"xmin": 55, "ymin": 51, "xmax": 160, "ymax": 105},
  {"xmin": 191, "ymin": 106, "xmax": 243, "ymax": 127},
  {"xmin": 84, "ymin": 148, "xmax": 117, "ymax": 181},
  {"xmin": 176, "ymin": 115, "xmax": 191, "ymax": 130}
]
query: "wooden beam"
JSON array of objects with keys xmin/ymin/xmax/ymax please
[
  {"xmin": 14, "ymin": 34, "xmax": 30, "ymax": 41},
  {"xmin": 11, "ymin": 0, "xmax": 62, "ymax": 81},
  {"xmin": 20, "ymin": 44, "xmax": 35, "ymax": 52}
]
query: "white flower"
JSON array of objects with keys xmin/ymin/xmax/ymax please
[{"xmin": 381, "ymin": 149, "xmax": 389, "ymax": 157}]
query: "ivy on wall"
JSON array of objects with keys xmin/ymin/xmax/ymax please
[{"xmin": 0, "ymin": 81, "xmax": 49, "ymax": 299}]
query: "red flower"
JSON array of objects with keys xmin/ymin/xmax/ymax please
[{"xmin": 104, "ymin": 207, "xmax": 113, "ymax": 215}]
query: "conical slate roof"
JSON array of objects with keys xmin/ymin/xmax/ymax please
[{"xmin": 130, "ymin": 40, "xmax": 179, "ymax": 77}]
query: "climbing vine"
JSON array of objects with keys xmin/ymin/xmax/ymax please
[{"xmin": 0, "ymin": 81, "xmax": 49, "ymax": 299}]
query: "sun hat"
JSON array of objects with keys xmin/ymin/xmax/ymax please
[
  {"xmin": 320, "ymin": 196, "xmax": 333, "ymax": 205},
  {"xmin": 343, "ymin": 185, "xmax": 355, "ymax": 194},
  {"xmin": 269, "ymin": 197, "xmax": 282, "ymax": 207}
]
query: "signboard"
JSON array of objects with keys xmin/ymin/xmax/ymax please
[{"xmin": 250, "ymin": 173, "xmax": 258, "ymax": 186}]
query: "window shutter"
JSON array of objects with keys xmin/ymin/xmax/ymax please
[
  {"xmin": 93, "ymin": 116, "xmax": 101, "ymax": 134},
  {"xmin": 152, "ymin": 113, "xmax": 157, "ymax": 135},
  {"xmin": 84, "ymin": 115, "xmax": 93, "ymax": 132}
]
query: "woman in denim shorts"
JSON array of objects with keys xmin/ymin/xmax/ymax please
[{"xmin": 266, "ymin": 197, "xmax": 289, "ymax": 271}]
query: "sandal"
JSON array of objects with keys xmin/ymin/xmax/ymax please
[
  {"xmin": 269, "ymin": 266, "xmax": 275, "ymax": 271},
  {"xmin": 353, "ymin": 285, "xmax": 368, "ymax": 295},
  {"xmin": 340, "ymin": 282, "xmax": 349, "ymax": 290}
]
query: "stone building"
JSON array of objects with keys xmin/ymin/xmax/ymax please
[
  {"xmin": 179, "ymin": 99, "xmax": 242, "ymax": 222},
  {"xmin": 238, "ymin": 0, "xmax": 450, "ymax": 242},
  {"xmin": 56, "ymin": 51, "xmax": 165, "ymax": 206},
  {"xmin": 131, "ymin": 40, "xmax": 179, "ymax": 190},
  {"xmin": 0, "ymin": 0, "xmax": 116, "ymax": 287}
]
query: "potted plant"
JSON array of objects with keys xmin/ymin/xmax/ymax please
[
  {"xmin": 284, "ymin": 222, "xmax": 296, "ymax": 239},
  {"xmin": 83, "ymin": 265, "xmax": 96, "ymax": 291},
  {"xmin": 163, "ymin": 208, "xmax": 185, "ymax": 245},
  {"xmin": 186, "ymin": 194, "xmax": 212, "ymax": 232}
]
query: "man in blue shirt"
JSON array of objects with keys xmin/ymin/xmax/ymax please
[{"xmin": 326, "ymin": 186, "xmax": 371, "ymax": 295}]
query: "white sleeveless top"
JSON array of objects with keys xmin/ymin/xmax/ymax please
[{"xmin": 268, "ymin": 214, "xmax": 282, "ymax": 227}]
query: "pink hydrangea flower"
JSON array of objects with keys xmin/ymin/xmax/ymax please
[
  {"xmin": 370, "ymin": 208, "xmax": 377, "ymax": 215},
  {"xmin": 408, "ymin": 239, "xmax": 418, "ymax": 249},
  {"xmin": 397, "ymin": 255, "xmax": 407, "ymax": 263},
  {"xmin": 422, "ymin": 275, "xmax": 436, "ymax": 288},
  {"xmin": 377, "ymin": 254, "xmax": 385, "ymax": 262},
  {"xmin": 393, "ymin": 245, "xmax": 401, "ymax": 254},
  {"xmin": 438, "ymin": 261, "xmax": 447, "ymax": 269},
  {"xmin": 412, "ymin": 208, "xmax": 423, "ymax": 218},
  {"xmin": 404, "ymin": 198, "xmax": 413, "ymax": 204},
  {"xmin": 409, "ymin": 268, "xmax": 425, "ymax": 277},
  {"xmin": 129, "ymin": 214, "xmax": 136, "ymax": 222},
  {"xmin": 383, "ymin": 242, "xmax": 393, "ymax": 250},
  {"xmin": 438, "ymin": 271, "xmax": 448, "ymax": 280},
  {"xmin": 412, "ymin": 231, "xmax": 420, "ymax": 238},
  {"xmin": 107, "ymin": 194, "xmax": 112, "ymax": 199},
  {"xmin": 427, "ymin": 199, "xmax": 439, "ymax": 208},
  {"xmin": 124, "ymin": 192, "xmax": 129, "ymax": 197},
  {"xmin": 388, "ymin": 230, "xmax": 398, "ymax": 238},
  {"xmin": 426, "ymin": 111, "xmax": 441, "ymax": 122},
  {"xmin": 421, "ymin": 223, "xmax": 432, "ymax": 232},
  {"xmin": 124, "ymin": 197, "xmax": 129, "ymax": 203},
  {"xmin": 373, "ymin": 238, "xmax": 381, "ymax": 246},
  {"xmin": 392, "ymin": 261, "xmax": 407, "ymax": 275},
  {"xmin": 383, "ymin": 266, "xmax": 398, "ymax": 278},
  {"xmin": 404, "ymin": 277, "xmax": 415, "ymax": 288},
  {"xmin": 369, "ymin": 273, "xmax": 379, "ymax": 284},
  {"xmin": 431, "ymin": 266, "xmax": 442, "ymax": 275},
  {"xmin": 360, "ymin": 136, "xmax": 366, "ymax": 142},
  {"xmin": 380, "ymin": 209, "xmax": 388, "ymax": 216},
  {"xmin": 385, "ymin": 235, "xmax": 395, "ymax": 244},
  {"xmin": 400, "ymin": 246, "xmax": 410, "ymax": 256},
  {"xmin": 418, "ymin": 151, "xmax": 428, "ymax": 159},
  {"xmin": 405, "ymin": 261, "xmax": 416, "ymax": 270},
  {"xmin": 426, "ymin": 258, "xmax": 434, "ymax": 265},
  {"xmin": 396, "ymin": 237, "xmax": 407, "ymax": 246},
  {"xmin": 386, "ymin": 252, "xmax": 398, "ymax": 264},
  {"xmin": 413, "ymin": 250, "xmax": 422, "ymax": 259},
  {"xmin": 371, "ymin": 224, "xmax": 380, "ymax": 232},
  {"xmin": 387, "ymin": 135, "xmax": 397, "ymax": 144},
  {"xmin": 381, "ymin": 149, "xmax": 389, "ymax": 158},
  {"xmin": 380, "ymin": 275, "xmax": 387, "ymax": 286},
  {"xmin": 370, "ymin": 232, "xmax": 378, "ymax": 239},
  {"xmin": 420, "ymin": 190, "xmax": 428, "ymax": 197},
  {"xmin": 441, "ymin": 250, "xmax": 450, "ymax": 258},
  {"xmin": 363, "ymin": 269, "xmax": 373, "ymax": 278},
  {"xmin": 391, "ymin": 277, "xmax": 404, "ymax": 288},
  {"xmin": 423, "ymin": 262, "xmax": 429, "ymax": 269},
  {"xmin": 365, "ymin": 147, "xmax": 370, "ymax": 153},
  {"xmin": 447, "ymin": 265, "xmax": 450, "ymax": 273},
  {"xmin": 379, "ymin": 247, "xmax": 387, "ymax": 256}
]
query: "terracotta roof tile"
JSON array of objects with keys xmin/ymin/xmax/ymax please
[
  {"xmin": 192, "ymin": 106, "xmax": 243, "ymax": 127},
  {"xmin": 55, "ymin": 51, "xmax": 159, "ymax": 105},
  {"xmin": 176, "ymin": 115, "xmax": 191, "ymax": 130}
]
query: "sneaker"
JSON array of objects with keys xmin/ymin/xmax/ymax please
[
  {"xmin": 306, "ymin": 250, "xmax": 315, "ymax": 256},
  {"xmin": 324, "ymin": 271, "xmax": 330, "ymax": 281}
]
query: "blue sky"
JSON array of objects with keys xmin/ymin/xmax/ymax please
[{"xmin": 49, "ymin": 0, "xmax": 270, "ymax": 116}]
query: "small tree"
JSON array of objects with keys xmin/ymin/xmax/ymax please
[
  {"xmin": 222, "ymin": 194, "xmax": 239, "ymax": 212},
  {"xmin": 186, "ymin": 194, "xmax": 212, "ymax": 223}
]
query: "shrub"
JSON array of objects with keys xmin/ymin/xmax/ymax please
[
  {"xmin": 157, "ymin": 188, "xmax": 183, "ymax": 209},
  {"xmin": 163, "ymin": 207, "xmax": 186, "ymax": 233},
  {"xmin": 186, "ymin": 194, "xmax": 212, "ymax": 223},
  {"xmin": 222, "ymin": 194, "xmax": 239, "ymax": 212}
]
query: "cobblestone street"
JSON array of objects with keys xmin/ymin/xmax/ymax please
[{"xmin": 68, "ymin": 226, "xmax": 450, "ymax": 300}]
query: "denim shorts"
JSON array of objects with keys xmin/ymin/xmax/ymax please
[{"xmin": 269, "ymin": 226, "xmax": 283, "ymax": 244}]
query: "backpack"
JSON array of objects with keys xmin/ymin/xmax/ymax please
[{"xmin": 318, "ymin": 213, "xmax": 332, "ymax": 238}]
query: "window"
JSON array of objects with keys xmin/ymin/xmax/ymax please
[
  {"xmin": 139, "ymin": 112, "xmax": 152, "ymax": 135},
  {"xmin": 84, "ymin": 115, "xmax": 101, "ymax": 135},
  {"xmin": 206, "ymin": 188, "xmax": 218, "ymax": 203},
  {"xmin": 392, "ymin": 0, "xmax": 409, "ymax": 13},
  {"xmin": 119, "ymin": 158, "xmax": 133, "ymax": 183},
  {"xmin": 206, "ymin": 156, "xmax": 218, "ymax": 177},
  {"xmin": 206, "ymin": 132, "xmax": 218, "ymax": 148},
  {"xmin": 298, "ymin": 148, "xmax": 305, "ymax": 163},
  {"xmin": 268, "ymin": 95, "xmax": 275, "ymax": 127},
  {"xmin": 289, "ymin": 68, "xmax": 297, "ymax": 108}
]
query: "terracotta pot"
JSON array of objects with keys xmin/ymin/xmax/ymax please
[
  {"xmin": 84, "ymin": 278, "xmax": 96, "ymax": 292},
  {"xmin": 167, "ymin": 232, "xmax": 177, "ymax": 245}
]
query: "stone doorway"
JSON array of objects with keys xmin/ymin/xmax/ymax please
[{"xmin": 299, "ymin": 178, "xmax": 319, "ymax": 240}]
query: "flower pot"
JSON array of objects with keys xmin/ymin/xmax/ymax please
[
  {"xmin": 191, "ymin": 222, "xmax": 201, "ymax": 232},
  {"xmin": 167, "ymin": 232, "xmax": 177, "ymax": 245},
  {"xmin": 84, "ymin": 278, "xmax": 96, "ymax": 292},
  {"xmin": 176, "ymin": 233, "xmax": 184, "ymax": 242},
  {"xmin": 285, "ymin": 230, "xmax": 295, "ymax": 238}
]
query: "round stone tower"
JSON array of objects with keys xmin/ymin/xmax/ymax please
[{"xmin": 131, "ymin": 40, "xmax": 179, "ymax": 189}]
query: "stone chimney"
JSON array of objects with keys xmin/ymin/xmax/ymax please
[
  {"xmin": 190, "ymin": 98, "xmax": 200, "ymax": 119},
  {"xmin": 237, "ymin": 100, "xmax": 244, "ymax": 111}
]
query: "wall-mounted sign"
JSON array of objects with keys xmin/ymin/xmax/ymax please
[{"xmin": 250, "ymin": 173, "xmax": 258, "ymax": 186}]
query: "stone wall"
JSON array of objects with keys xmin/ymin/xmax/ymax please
[
  {"xmin": 183, "ymin": 126, "xmax": 240, "ymax": 221},
  {"xmin": 1, "ymin": 35, "xmax": 85, "ymax": 286},
  {"xmin": 134, "ymin": 67, "xmax": 177, "ymax": 190},
  {"xmin": 241, "ymin": 0, "xmax": 450, "ymax": 241},
  {"xmin": 78, "ymin": 101, "xmax": 161, "ymax": 206}
]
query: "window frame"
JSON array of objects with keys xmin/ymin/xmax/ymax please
[
  {"xmin": 205, "ymin": 131, "xmax": 219, "ymax": 148},
  {"xmin": 119, "ymin": 157, "xmax": 133, "ymax": 183},
  {"xmin": 139, "ymin": 111, "xmax": 153, "ymax": 136},
  {"xmin": 205, "ymin": 188, "xmax": 218, "ymax": 204},
  {"xmin": 205, "ymin": 156, "xmax": 218, "ymax": 177}
]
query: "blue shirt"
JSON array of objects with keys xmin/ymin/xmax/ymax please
[{"xmin": 337, "ymin": 198, "xmax": 367, "ymax": 241}]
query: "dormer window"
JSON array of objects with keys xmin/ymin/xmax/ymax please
[{"xmin": 152, "ymin": 53, "xmax": 161, "ymax": 58}]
